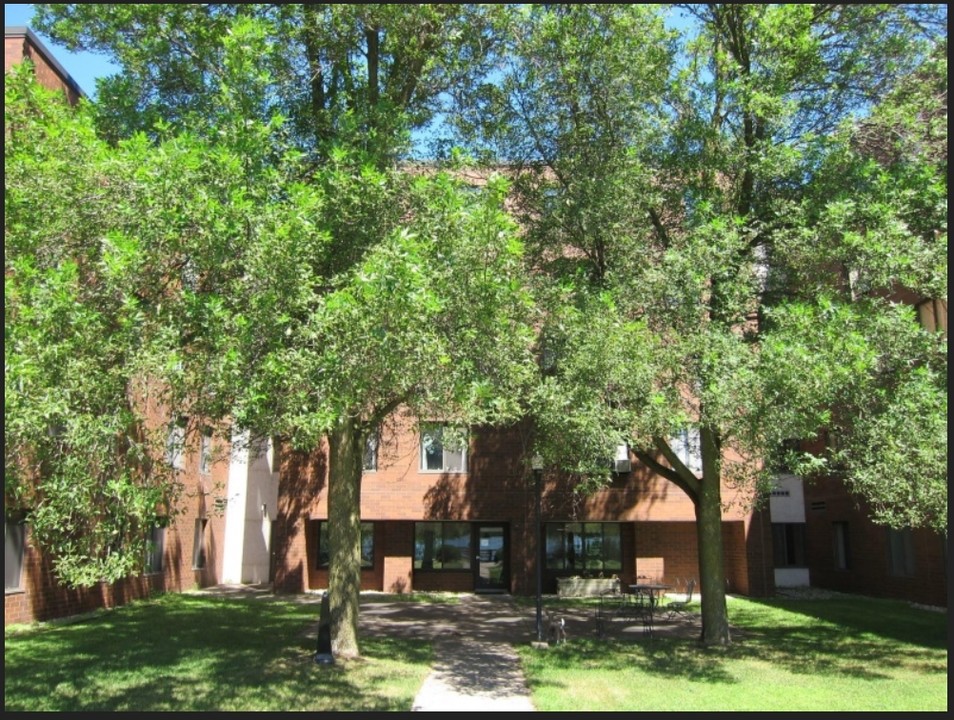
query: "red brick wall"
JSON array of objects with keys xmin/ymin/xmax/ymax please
[
  {"xmin": 5, "ymin": 31, "xmax": 82, "ymax": 105},
  {"xmin": 5, "ymin": 404, "xmax": 229, "ymax": 627},
  {"xmin": 271, "ymin": 413, "xmax": 771, "ymax": 599},
  {"xmin": 804, "ymin": 476, "xmax": 947, "ymax": 607}
]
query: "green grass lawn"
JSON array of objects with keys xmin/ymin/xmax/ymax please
[
  {"xmin": 3, "ymin": 592, "xmax": 433, "ymax": 712},
  {"xmin": 4, "ymin": 591, "xmax": 947, "ymax": 712},
  {"xmin": 518, "ymin": 595, "xmax": 948, "ymax": 712}
]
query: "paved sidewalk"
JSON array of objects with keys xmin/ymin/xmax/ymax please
[
  {"xmin": 359, "ymin": 594, "xmax": 537, "ymax": 712},
  {"xmin": 410, "ymin": 637, "xmax": 536, "ymax": 712},
  {"xmin": 199, "ymin": 585, "xmax": 704, "ymax": 711}
]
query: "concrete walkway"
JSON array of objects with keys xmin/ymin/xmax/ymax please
[
  {"xmin": 359, "ymin": 593, "xmax": 537, "ymax": 712},
  {"xmin": 410, "ymin": 636, "xmax": 536, "ymax": 712},
  {"xmin": 198, "ymin": 586, "xmax": 704, "ymax": 712}
]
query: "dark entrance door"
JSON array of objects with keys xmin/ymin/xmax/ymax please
[{"xmin": 474, "ymin": 524, "xmax": 508, "ymax": 593}]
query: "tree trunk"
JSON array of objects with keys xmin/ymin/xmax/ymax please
[
  {"xmin": 327, "ymin": 414, "xmax": 365, "ymax": 658},
  {"xmin": 696, "ymin": 425, "xmax": 731, "ymax": 646}
]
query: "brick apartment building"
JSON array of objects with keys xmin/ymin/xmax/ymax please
[
  {"xmin": 5, "ymin": 27, "xmax": 946, "ymax": 627},
  {"xmin": 271, "ymin": 413, "xmax": 774, "ymax": 599}
]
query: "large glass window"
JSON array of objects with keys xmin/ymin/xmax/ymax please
[
  {"xmin": 414, "ymin": 522, "xmax": 471, "ymax": 570},
  {"xmin": 545, "ymin": 523, "xmax": 621, "ymax": 573},
  {"xmin": 420, "ymin": 425, "xmax": 467, "ymax": 472},
  {"xmin": 316, "ymin": 522, "xmax": 374, "ymax": 569}
]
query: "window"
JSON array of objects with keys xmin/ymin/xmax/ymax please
[
  {"xmin": 269, "ymin": 436, "xmax": 282, "ymax": 474},
  {"xmin": 363, "ymin": 432, "xmax": 379, "ymax": 472},
  {"xmin": 414, "ymin": 522, "xmax": 471, "ymax": 570},
  {"xmin": 193, "ymin": 518, "xmax": 207, "ymax": 569},
  {"xmin": 199, "ymin": 427, "xmax": 213, "ymax": 475},
  {"xmin": 5, "ymin": 520, "xmax": 26, "ymax": 591},
  {"xmin": 420, "ymin": 425, "xmax": 467, "ymax": 473},
  {"xmin": 833, "ymin": 522, "xmax": 850, "ymax": 570},
  {"xmin": 166, "ymin": 417, "xmax": 187, "ymax": 470},
  {"xmin": 886, "ymin": 527, "xmax": 915, "ymax": 577},
  {"xmin": 316, "ymin": 522, "xmax": 374, "ymax": 569},
  {"xmin": 545, "ymin": 523, "xmax": 622, "ymax": 573},
  {"xmin": 144, "ymin": 524, "xmax": 166, "ymax": 574},
  {"xmin": 669, "ymin": 427, "xmax": 702, "ymax": 474},
  {"xmin": 772, "ymin": 523, "xmax": 806, "ymax": 567}
]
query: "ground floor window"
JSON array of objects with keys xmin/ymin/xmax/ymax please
[
  {"xmin": 772, "ymin": 523, "xmax": 807, "ymax": 567},
  {"xmin": 545, "ymin": 522, "xmax": 622, "ymax": 573},
  {"xmin": 414, "ymin": 522, "xmax": 471, "ymax": 570},
  {"xmin": 5, "ymin": 520, "xmax": 26, "ymax": 591},
  {"xmin": 193, "ymin": 518, "xmax": 207, "ymax": 569},
  {"xmin": 316, "ymin": 521, "xmax": 374, "ymax": 569},
  {"xmin": 886, "ymin": 526, "xmax": 915, "ymax": 577},
  {"xmin": 144, "ymin": 524, "xmax": 166, "ymax": 574},
  {"xmin": 832, "ymin": 521, "xmax": 850, "ymax": 570}
]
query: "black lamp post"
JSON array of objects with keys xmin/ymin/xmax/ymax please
[{"xmin": 531, "ymin": 453, "xmax": 544, "ymax": 643}]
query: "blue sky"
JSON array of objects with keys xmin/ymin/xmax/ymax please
[
  {"xmin": 7, "ymin": 4, "xmax": 696, "ymax": 104},
  {"xmin": 5, "ymin": 3, "xmax": 118, "ymax": 98}
]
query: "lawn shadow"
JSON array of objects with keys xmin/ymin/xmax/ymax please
[{"xmin": 3, "ymin": 594, "xmax": 432, "ymax": 712}]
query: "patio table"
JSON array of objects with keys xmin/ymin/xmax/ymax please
[{"xmin": 629, "ymin": 583, "xmax": 672, "ymax": 636}]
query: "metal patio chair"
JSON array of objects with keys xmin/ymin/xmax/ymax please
[{"xmin": 664, "ymin": 578, "xmax": 695, "ymax": 621}]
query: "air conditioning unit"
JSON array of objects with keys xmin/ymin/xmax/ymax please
[{"xmin": 612, "ymin": 443, "xmax": 631, "ymax": 473}]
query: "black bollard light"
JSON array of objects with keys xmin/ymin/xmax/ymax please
[{"xmin": 314, "ymin": 591, "xmax": 335, "ymax": 665}]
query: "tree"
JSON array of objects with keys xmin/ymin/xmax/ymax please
[
  {"xmin": 5, "ymin": 68, "xmax": 172, "ymax": 586},
  {"xmin": 459, "ymin": 4, "xmax": 946, "ymax": 646},
  {"xmin": 5, "ymin": 53, "xmax": 292, "ymax": 586},
  {"xmin": 764, "ymin": 37, "xmax": 947, "ymax": 532},
  {"xmin": 28, "ymin": 4, "xmax": 533, "ymax": 658}
]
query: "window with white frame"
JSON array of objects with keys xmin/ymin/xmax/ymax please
[
  {"xmin": 420, "ymin": 425, "xmax": 467, "ymax": 473},
  {"xmin": 166, "ymin": 417, "xmax": 187, "ymax": 470},
  {"xmin": 5, "ymin": 520, "xmax": 26, "ymax": 591},
  {"xmin": 363, "ymin": 432, "xmax": 379, "ymax": 472},
  {"xmin": 193, "ymin": 518, "xmax": 207, "ymax": 569},
  {"xmin": 669, "ymin": 426, "xmax": 702, "ymax": 474},
  {"xmin": 144, "ymin": 524, "xmax": 166, "ymax": 574},
  {"xmin": 199, "ymin": 427, "xmax": 213, "ymax": 475}
]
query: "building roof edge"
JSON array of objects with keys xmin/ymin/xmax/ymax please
[{"xmin": 6, "ymin": 25, "xmax": 87, "ymax": 99}]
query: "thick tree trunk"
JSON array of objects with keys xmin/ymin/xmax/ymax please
[
  {"xmin": 696, "ymin": 425, "xmax": 731, "ymax": 646},
  {"xmin": 327, "ymin": 414, "xmax": 365, "ymax": 658}
]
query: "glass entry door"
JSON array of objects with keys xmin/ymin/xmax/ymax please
[{"xmin": 474, "ymin": 524, "xmax": 508, "ymax": 593}]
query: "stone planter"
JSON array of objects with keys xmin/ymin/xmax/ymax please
[{"xmin": 556, "ymin": 577, "xmax": 618, "ymax": 597}]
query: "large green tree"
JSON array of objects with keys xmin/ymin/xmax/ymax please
[
  {"xmin": 5, "ymin": 51, "xmax": 308, "ymax": 586},
  {"xmin": 459, "ymin": 4, "xmax": 946, "ymax": 646},
  {"xmin": 27, "ymin": 4, "xmax": 533, "ymax": 658}
]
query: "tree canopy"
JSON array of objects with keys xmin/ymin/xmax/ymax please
[
  {"xmin": 14, "ymin": 4, "xmax": 536, "ymax": 658},
  {"xmin": 8, "ymin": 4, "xmax": 947, "ymax": 651},
  {"xmin": 454, "ymin": 3, "xmax": 946, "ymax": 644}
]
